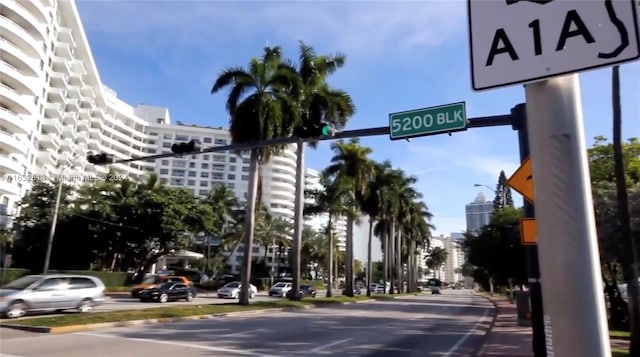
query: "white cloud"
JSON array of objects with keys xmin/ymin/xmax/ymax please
[{"xmin": 77, "ymin": 1, "xmax": 467, "ymax": 60}]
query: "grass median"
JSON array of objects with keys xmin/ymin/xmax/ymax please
[{"xmin": 4, "ymin": 295, "xmax": 371, "ymax": 328}]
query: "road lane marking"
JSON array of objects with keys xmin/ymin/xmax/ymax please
[
  {"xmin": 75, "ymin": 332, "xmax": 279, "ymax": 356},
  {"xmin": 443, "ymin": 308, "xmax": 491, "ymax": 357},
  {"xmin": 310, "ymin": 338, "xmax": 353, "ymax": 352},
  {"xmin": 218, "ymin": 329, "xmax": 266, "ymax": 338}
]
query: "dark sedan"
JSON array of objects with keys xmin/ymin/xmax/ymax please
[
  {"xmin": 139, "ymin": 282, "xmax": 196, "ymax": 303},
  {"xmin": 285, "ymin": 285, "xmax": 317, "ymax": 298}
]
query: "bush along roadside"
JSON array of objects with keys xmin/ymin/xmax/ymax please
[{"xmin": 4, "ymin": 296, "xmax": 372, "ymax": 328}]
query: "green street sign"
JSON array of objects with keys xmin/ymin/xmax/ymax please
[{"xmin": 389, "ymin": 102, "xmax": 467, "ymax": 140}]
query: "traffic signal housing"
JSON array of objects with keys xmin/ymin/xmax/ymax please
[
  {"xmin": 292, "ymin": 123, "xmax": 335, "ymax": 140},
  {"xmin": 171, "ymin": 139, "xmax": 202, "ymax": 155},
  {"xmin": 86, "ymin": 153, "xmax": 114, "ymax": 165}
]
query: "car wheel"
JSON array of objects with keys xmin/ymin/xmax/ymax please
[
  {"xmin": 78, "ymin": 299, "xmax": 93, "ymax": 313},
  {"xmin": 186, "ymin": 292, "xmax": 194, "ymax": 302},
  {"xmin": 159, "ymin": 293, "xmax": 169, "ymax": 303},
  {"xmin": 7, "ymin": 301, "xmax": 28, "ymax": 319}
]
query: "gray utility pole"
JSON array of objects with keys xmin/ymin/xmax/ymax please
[{"xmin": 525, "ymin": 75, "xmax": 610, "ymax": 357}]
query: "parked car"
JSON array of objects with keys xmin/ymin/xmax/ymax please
[
  {"xmin": 285, "ymin": 284, "xmax": 317, "ymax": 299},
  {"xmin": 217, "ymin": 282, "xmax": 257, "ymax": 299},
  {"xmin": 0, "ymin": 274, "xmax": 106, "ymax": 319},
  {"xmin": 370, "ymin": 283, "xmax": 386, "ymax": 294},
  {"xmin": 131, "ymin": 275, "xmax": 192, "ymax": 298},
  {"xmin": 268, "ymin": 282, "xmax": 292, "ymax": 297},
  {"xmin": 139, "ymin": 282, "xmax": 196, "ymax": 303}
]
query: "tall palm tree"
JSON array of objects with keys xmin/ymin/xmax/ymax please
[
  {"xmin": 288, "ymin": 43, "xmax": 355, "ymax": 299},
  {"xmin": 324, "ymin": 139, "xmax": 375, "ymax": 297},
  {"xmin": 212, "ymin": 46, "xmax": 301, "ymax": 305},
  {"xmin": 403, "ymin": 201, "xmax": 434, "ymax": 292},
  {"xmin": 304, "ymin": 173, "xmax": 350, "ymax": 297},
  {"xmin": 612, "ymin": 65, "xmax": 639, "ymax": 354},
  {"xmin": 426, "ymin": 247, "xmax": 448, "ymax": 280}
]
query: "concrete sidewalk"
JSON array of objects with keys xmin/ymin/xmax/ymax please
[
  {"xmin": 477, "ymin": 294, "xmax": 631, "ymax": 356},
  {"xmin": 478, "ymin": 294, "xmax": 533, "ymax": 356}
]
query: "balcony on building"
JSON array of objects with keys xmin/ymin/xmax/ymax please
[
  {"xmin": 36, "ymin": 148, "xmax": 56, "ymax": 167},
  {"xmin": 44, "ymin": 102, "xmax": 64, "ymax": 119},
  {"xmin": 52, "ymin": 56, "xmax": 71, "ymax": 76},
  {"xmin": 60, "ymin": 138, "xmax": 76, "ymax": 152},
  {"xmin": 2, "ymin": 1, "xmax": 46, "ymax": 42},
  {"xmin": 63, "ymin": 111, "xmax": 78, "ymax": 126},
  {"xmin": 0, "ymin": 106, "xmax": 29, "ymax": 135},
  {"xmin": 66, "ymin": 84, "xmax": 81, "ymax": 99},
  {"xmin": 49, "ymin": 71, "xmax": 68, "ymax": 89},
  {"xmin": 38, "ymin": 132, "xmax": 59, "ymax": 150},
  {"xmin": 57, "ymin": 27, "xmax": 76, "ymax": 48},
  {"xmin": 76, "ymin": 119, "xmax": 90, "ymax": 132},
  {"xmin": 65, "ymin": 98, "xmax": 79, "ymax": 113},
  {"xmin": 0, "ymin": 38, "xmax": 39, "ymax": 76},
  {"xmin": 71, "ymin": 60, "xmax": 87, "ymax": 76},
  {"xmin": 0, "ymin": 15, "xmax": 40, "ymax": 56},
  {"xmin": 82, "ymin": 86, "xmax": 96, "ymax": 99},
  {"xmin": 54, "ymin": 41, "xmax": 73, "ymax": 60},
  {"xmin": 41, "ymin": 117, "xmax": 63, "ymax": 135},
  {"xmin": 0, "ymin": 128, "xmax": 27, "ymax": 155},
  {"xmin": 0, "ymin": 83, "xmax": 33, "ymax": 113},
  {"xmin": 61, "ymin": 126, "xmax": 78, "ymax": 141},
  {"xmin": 46, "ymin": 87, "xmax": 66, "ymax": 104}
]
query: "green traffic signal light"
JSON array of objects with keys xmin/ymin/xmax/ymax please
[{"xmin": 321, "ymin": 124, "xmax": 333, "ymax": 136}]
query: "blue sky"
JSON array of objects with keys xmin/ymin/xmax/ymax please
[{"xmin": 76, "ymin": 1, "xmax": 640, "ymax": 237}]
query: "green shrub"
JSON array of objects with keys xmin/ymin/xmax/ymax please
[
  {"xmin": 0, "ymin": 268, "xmax": 30, "ymax": 284},
  {"xmin": 47, "ymin": 270, "xmax": 131, "ymax": 287}
]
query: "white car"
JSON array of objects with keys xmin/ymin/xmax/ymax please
[
  {"xmin": 268, "ymin": 282, "xmax": 292, "ymax": 297},
  {"xmin": 216, "ymin": 282, "xmax": 257, "ymax": 299}
]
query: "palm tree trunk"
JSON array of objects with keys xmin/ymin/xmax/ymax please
[
  {"xmin": 389, "ymin": 220, "xmax": 396, "ymax": 294},
  {"xmin": 612, "ymin": 65, "xmax": 640, "ymax": 355},
  {"xmin": 396, "ymin": 229, "xmax": 403, "ymax": 293},
  {"xmin": 239, "ymin": 148, "xmax": 260, "ymax": 305},
  {"xmin": 326, "ymin": 216, "xmax": 333, "ymax": 297},
  {"xmin": 383, "ymin": 230, "xmax": 388, "ymax": 293},
  {"xmin": 366, "ymin": 217, "xmax": 373, "ymax": 297},
  {"xmin": 345, "ymin": 216, "xmax": 355, "ymax": 297},
  {"xmin": 409, "ymin": 239, "xmax": 416, "ymax": 292}
]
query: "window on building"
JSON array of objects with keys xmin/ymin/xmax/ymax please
[
  {"xmin": 241, "ymin": 175, "xmax": 249, "ymax": 181},
  {"xmin": 228, "ymin": 174, "xmax": 235, "ymax": 180},
  {"xmin": 160, "ymin": 169, "xmax": 169, "ymax": 175}
]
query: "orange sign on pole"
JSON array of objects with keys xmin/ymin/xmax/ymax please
[
  {"xmin": 520, "ymin": 218, "xmax": 537, "ymax": 245},
  {"xmin": 507, "ymin": 157, "xmax": 534, "ymax": 203}
]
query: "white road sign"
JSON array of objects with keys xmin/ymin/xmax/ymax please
[{"xmin": 468, "ymin": 0, "xmax": 640, "ymax": 91}]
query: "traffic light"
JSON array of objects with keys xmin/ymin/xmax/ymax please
[
  {"xmin": 292, "ymin": 123, "xmax": 335, "ymax": 139},
  {"xmin": 171, "ymin": 139, "xmax": 201, "ymax": 155},
  {"xmin": 86, "ymin": 153, "xmax": 114, "ymax": 165}
]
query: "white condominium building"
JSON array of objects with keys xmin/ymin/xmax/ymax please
[{"xmin": 0, "ymin": 0, "xmax": 154, "ymax": 219}]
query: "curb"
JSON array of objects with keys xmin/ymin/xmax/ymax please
[
  {"xmin": 0, "ymin": 299, "xmax": 379, "ymax": 334},
  {"xmin": 473, "ymin": 292, "xmax": 500, "ymax": 356}
]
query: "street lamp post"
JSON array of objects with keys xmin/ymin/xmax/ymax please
[{"xmin": 43, "ymin": 155, "xmax": 84, "ymax": 274}]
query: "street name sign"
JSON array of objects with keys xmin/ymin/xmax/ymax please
[
  {"xmin": 467, "ymin": 0, "xmax": 640, "ymax": 91},
  {"xmin": 520, "ymin": 218, "xmax": 537, "ymax": 245},
  {"xmin": 507, "ymin": 157, "xmax": 534, "ymax": 203},
  {"xmin": 389, "ymin": 102, "xmax": 467, "ymax": 140}
]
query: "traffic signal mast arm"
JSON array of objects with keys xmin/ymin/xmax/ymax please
[{"xmin": 86, "ymin": 112, "xmax": 516, "ymax": 166}]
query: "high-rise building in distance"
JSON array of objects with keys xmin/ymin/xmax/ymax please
[{"xmin": 465, "ymin": 192, "xmax": 493, "ymax": 233}]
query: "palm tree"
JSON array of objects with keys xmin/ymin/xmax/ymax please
[
  {"xmin": 212, "ymin": 46, "xmax": 301, "ymax": 305},
  {"xmin": 301, "ymin": 227, "xmax": 324, "ymax": 279},
  {"xmin": 201, "ymin": 185, "xmax": 239, "ymax": 269},
  {"xmin": 405, "ymin": 201, "xmax": 434, "ymax": 291},
  {"xmin": 425, "ymin": 247, "xmax": 448, "ymax": 280},
  {"xmin": 612, "ymin": 65, "xmax": 639, "ymax": 354},
  {"xmin": 304, "ymin": 172, "xmax": 350, "ymax": 297},
  {"xmin": 288, "ymin": 43, "xmax": 355, "ymax": 299},
  {"xmin": 324, "ymin": 139, "xmax": 375, "ymax": 297},
  {"xmin": 255, "ymin": 206, "xmax": 293, "ymax": 282}
]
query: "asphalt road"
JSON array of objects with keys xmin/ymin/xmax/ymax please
[{"xmin": 0, "ymin": 290, "xmax": 493, "ymax": 357}]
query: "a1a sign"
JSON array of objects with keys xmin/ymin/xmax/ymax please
[{"xmin": 467, "ymin": 0, "xmax": 640, "ymax": 91}]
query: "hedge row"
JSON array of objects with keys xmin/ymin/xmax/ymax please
[{"xmin": 0, "ymin": 268, "xmax": 130, "ymax": 287}]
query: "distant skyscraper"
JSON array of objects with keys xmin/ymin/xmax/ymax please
[{"xmin": 465, "ymin": 192, "xmax": 493, "ymax": 233}]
